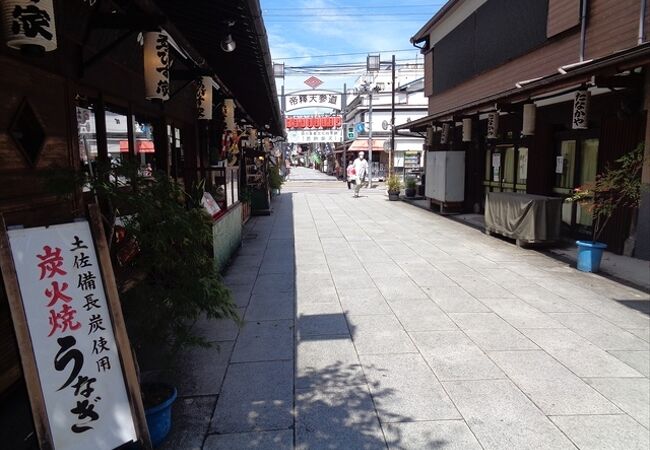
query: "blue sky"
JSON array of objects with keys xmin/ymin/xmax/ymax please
[{"xmin": 260, "ymin": 0, "xmax": 445, "ymax": 92}]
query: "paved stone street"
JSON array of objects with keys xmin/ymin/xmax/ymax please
[{"xmin": 163, "ymin": 172, "xmax": 650, "ymax": 450}]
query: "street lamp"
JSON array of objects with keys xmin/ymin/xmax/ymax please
[{"xmin": 366, "ymin": 53, "xmax": 397, "ymax": 181}]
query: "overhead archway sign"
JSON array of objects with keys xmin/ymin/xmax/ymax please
[{"xmin": 285, "ymin": 90, "xmax": 342, "ymax": 112}]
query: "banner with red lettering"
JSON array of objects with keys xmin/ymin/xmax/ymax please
[{"xmin": 7, "ymin": 221, "xmax": 137, "ymax": 450}]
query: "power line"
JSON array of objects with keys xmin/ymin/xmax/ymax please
[
  {"xmin": 273, "ymin": 49, "xmax": 418, "ymax": 61},
  {"xmin": 265, "ymin": 12, "xmax": 432, "ymax": 17},
  {"xmin": 263, "ymin": 2, "xmax": 445, "ymax": 10}
]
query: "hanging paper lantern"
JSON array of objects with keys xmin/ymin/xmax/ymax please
[
  {"xmin": 144, "ymin": 31, "xmax": 170, "ymax": 101},
  {"xmin": 440, "ymin": 123, "xmax": 450, "ymax": 144},
  {"xmin": 223, "ymin": 99, "xmax": 236, "ymax": 131},
  {"xmin": 196, "ymin": 76, "xmax": 213, "ymax": 120},
  {"xmin": 487, "ymin": 112, "xmax": 499, "ymax": 139},
  {"xmin": 572, "ymin": 90, "xmax": 590, "ymax": 129},
  {"xmin": 3, "ymin": 0, "xmax": 57, "ymax": 53},
  {"xmin": 522, "ymin": 103, "xmax": 536, "ymax": 136},
  {"xmin": 462, "ymin": 118, "xmax": 472, "ymax": 142}
]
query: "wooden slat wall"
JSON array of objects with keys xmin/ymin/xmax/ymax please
[
  {"xmin": 427, "ymin": 0, "xmax": 642, "ymax": 117},
  {"xmin": 547, "ymin": 0, "xmax": 581, "ymax": 37}
]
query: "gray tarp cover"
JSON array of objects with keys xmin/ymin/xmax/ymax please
[{"xmin": 484, "ymin": 192, "xmax": 563, "ymax": 243}]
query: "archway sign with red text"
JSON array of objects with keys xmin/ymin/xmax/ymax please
[
  {"xmin": 0, "ymin": 205, "xmax": 151, "ymax": 450},
  {"xmin": 285, "ymin": 115, "xmax": 343, "ymax": 144}
]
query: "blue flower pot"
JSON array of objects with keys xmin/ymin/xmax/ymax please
[
  {"xmin": 144, "ymin": 384, "xmax": 177, "ymax": 447},
  {"xmin": 576, "ymin": 240, "xmax": 607, "ymax": 273}
]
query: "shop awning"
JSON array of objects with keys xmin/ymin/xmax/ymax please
[
  {"xmin": 348, "ymin": 139, "xmax": 386, "ymax": 152},
  {"xmin": 395, "ymin": 42, "xmax": 650, "ymax": 132},
  {"xmin": 152, "ymin": 0, "xmax": 284, "ymax": 137},
  {"xmin": 119, "ymin": 140, "xmax": 155, "ymax": 153}
]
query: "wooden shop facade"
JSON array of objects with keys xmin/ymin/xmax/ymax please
[
  {"xmin": 0, "ymin": 0, "xmax": 283, "ymax": 417},
  {"xmin": 397, "ymin": 0, "xmax": 650, "ymax": 258}
]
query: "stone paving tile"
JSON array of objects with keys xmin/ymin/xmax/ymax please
[
  {"xmin": 449, "ymin": 313, "xmax": 538, "ymax": 351},
  {"xmin": 444, "ymin": 379, "xmax": 577, "ymax": 450},
  {"xmin": 252, "ymin": 273, "xmax": 294, "ymax": 295},
  {"xmin": 548, "ymin": 313, "xmax": 650, "ymax": 351},
  {"xmin": 360, "ymin": 353, "xmax": 461, "ymax": 422},
  {"xmin": 331, "ymin": 271, "xmax": 376, "ymax": 289},
  {"xmin": 211, "ymin": 360, "xmax": 293, "ymax": 434},
  {"xmin": 477, "ymin": 297, "xmax": 564, "ymax": 329},
  {"xmin": 489, "ymin": 350, "xmax": 620, "ymax": 415},
  {"xmin": 168, "ymin": 341, "xmax": 234, "ymax": 397},
  {"xmin": 374, "ymin": 278, "xmax": 429, "ymax": 301},
  {"xmin": 410, "ymin": 331, "xmax": 505, "ymax": 381},
  {"xmin": 423, "ymin": 285, "xmax": 491, "ymax": 313},
  {"xmin": 203, "ymin": 430, "xmax": 293, "ymax": 450},
  {"xmin": 159, "ymin": 396, "xmax": 215, "ymax": 450},
  {"xmin": 389, "ymin": 299, "xmax": 458, "ymax": 331},
  {"xmin": 382, "ymin": 420, "xmax": 482, "ymax": 450},
  {"xmin": 550, "ymin": 414, "xmax": 650, "ymax": 450},
  {"xmin": 231, "ymin": 320, "xmax": 294, "ymax": 363},
  {"xmin": 298, "ymin": 311, "xmax": 349, "ymax": 337},
  {"xmin": 584, "ymin": 378, "xmax": 650, "ymax": 428},
  {"xmin": 230, "ymin": 284, "xmax": 254, "ymax": 308},
  {"xmin": 608, "ymin": 350, "xmax": 650, "ymax": 377},
  {"xmin": 522, "ymin": 328, "xmax": 644, "ymax": 378},
  {"xmin": 503, "ymin": 283, "xmax": 586, "ymax": 313},
  {"xmin": 245, "ymin": 292, "xmax": 294, "ymax": 322},
  {"xmin": 295, "ymin": 385, "xmax": 385, "ymax": 450},
  {"xmin": 296, "ymin": 337, "xmax": 365, "ymax": 389},
  {"xmin": 347, "ymin": 315, "xmax": 418, "ymax": 355},
  {"xmin": 338, "ymin": 288, "xmax": 393, "ymax": 315},
  {"xmin": 194, "ymin": 309, "xmax": 244, "ymax": 342}
]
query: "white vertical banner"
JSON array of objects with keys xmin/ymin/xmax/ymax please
[{"xmin": 7, "ymin": 222, "xmax": 137, "ymax": 450}]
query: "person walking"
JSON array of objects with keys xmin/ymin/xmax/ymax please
[
  {"xmin": 352, "ymin": 151, "xmax": 369, "ymax": 198},
  {"xmin": 346, "ymin": 160, "xmax": 355, "ymax": 189}
]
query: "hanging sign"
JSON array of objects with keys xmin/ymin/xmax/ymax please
[
  {"xmin": 143, "ymin": 31, "xmax": 170, "ymax": 101},
  {"xmin": 196, "ymin": 76, "xmax": 213, "ymax": 120},
  {"xmin": 3, "ymin": 0, "xmax": 58, "ymax": 53},
  {"xmin": 285, "ymin": 116, "xmax": 342, "ymax": 129},
  {"xmin": 287, "ymin": 129, "xmax": 342, "ymax": 144},
  {"xmin": 555, "ymin": 156, "xmax": 565, "ymax": 174},
  {"xmin": 572, "ymin": 90, "xmax": 590, "ymax": 129},
  {"xmin": 487, "ymin": 112, "xmax": 499, "ymax": 139},
  {"xmin": 0, "ymin": 209, "xmax": 150, "ymax": 450},
  {"xmin": 285, "ymin": 90, "xmax": 342, "ymax": 112}
]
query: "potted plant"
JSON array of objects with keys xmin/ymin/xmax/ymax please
[
  {"xmin": 568, "ymin": 143, "xmax": 644, "ymax": 272},
  {"xmin": 405, "ymin": 177, "xmax": 417, "ymax": 198},
  {"xmin": 268, "ymin": 165, "xmax": 283, "ymax": 195},
  {"xmin": 46, "ymin": 164, "xmax": 240, "ymax": 446},
  {"xmin": 240, "ymin": 187, "xmax": 252, "ymax": 223},
  {"xmin": 386, "ymin": 175, "xmax": 401, "ymax": 201}
]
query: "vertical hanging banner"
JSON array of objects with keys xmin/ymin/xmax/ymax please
[
  {"xmin": 0, "ymin": 210, "xmax": 150, "ymax": 450},
  {"xmin": 196, "ymin": 76, "xmax": 213, "ymax": 120},
  {"xmin": 144, "ymin": 31, "xmax": 170, "ymax": 101}
]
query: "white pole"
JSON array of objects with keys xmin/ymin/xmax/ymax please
[{"xmin": 368, "ymin": 91, "xmax": 373, "ymax": 188}]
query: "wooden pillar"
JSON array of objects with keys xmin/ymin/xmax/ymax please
[{"xmin": 636, "ymin": 66, "xmax": 650, "ymax": 260}]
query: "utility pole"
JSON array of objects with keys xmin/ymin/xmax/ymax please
[
  {"xmin": 341, "ymin": 83, "xmax": 347, "ymax": 182},
  {"xmin": 390, "ymin": 54, "xmax": 396, "ymax": 176},
  {"xmin": 367, "ymin": 88, "xmax": 373, "ymax": 189}
]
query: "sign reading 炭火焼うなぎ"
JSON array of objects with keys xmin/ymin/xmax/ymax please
[{"xmin": 3, "ymin": 220, "xmax": 142, "ymax": 450}]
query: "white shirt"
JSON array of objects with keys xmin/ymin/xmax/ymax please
[{"xmin": 353, "ymin": 157, "xmax": 368, "ymax": 180}]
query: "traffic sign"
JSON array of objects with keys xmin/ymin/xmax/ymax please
[{"xmin": 355, "ymin": 123, "xmax": 365, "ymax": 133}]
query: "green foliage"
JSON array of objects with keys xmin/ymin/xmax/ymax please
[
  {"xmin": 386, "ymin": 175, "xmax": 402, "ymax": 193},
  {"xmin": 405, "ymin": 178, "xmax": 417, "ymax": 189},
  {"xmin": 45, "ymin": 163, "xmax": 240, "ymax": 357},
  {"xmin": 568, "ymin": 143, "xmax": 645, "ymax": 241},
  {"xmin": 268, "ymin": 165, "xmax": 284, "ymax": 190}
]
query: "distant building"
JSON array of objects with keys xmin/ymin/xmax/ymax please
[{"xmin": 340, "ymin": 64, "xmax": 428, "ymax": 181}]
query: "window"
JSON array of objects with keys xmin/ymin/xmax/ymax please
[
  {"xmin": 133, "ymin": 117, "xmax": 157, "ymax": 177},
  {"xmin": 554, "ymin": 140, "xmax": 576, "ymax": 193}
]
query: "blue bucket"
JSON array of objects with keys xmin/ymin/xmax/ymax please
[
  {"xmin": 144, "ymin": 384, "xmax": 177, "ymax": 447},
  {"xmin": 576, "ymin": 240, "xmax": 607, "ymax": 273}
]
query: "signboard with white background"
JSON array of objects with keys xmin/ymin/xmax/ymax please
[{"xmin": 7, "ymin": 221, "xmax": 138, "ymax": 449}]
